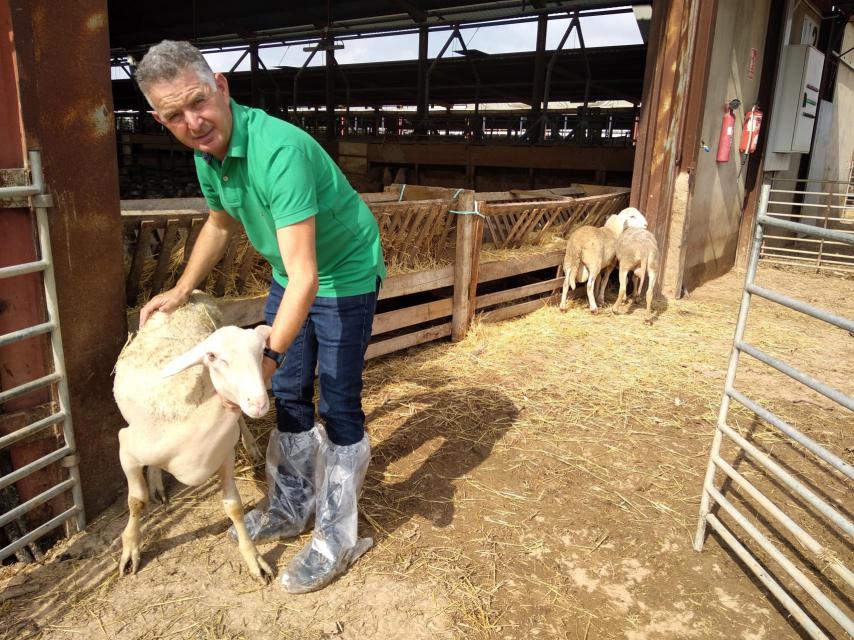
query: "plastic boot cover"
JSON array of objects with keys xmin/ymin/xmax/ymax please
[
  {"xmin": 281, "ymin": 435, "xmax": 373, "ymax": 594},
  {"xmin": 228, "ymin": 424, "xmax": 322, "ymax": 543}
]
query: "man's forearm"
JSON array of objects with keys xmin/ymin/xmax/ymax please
[
  {"xmin": 269, "ymin": 275, "xmax": 318, "ymax": 353},
  {"xmin": 174, "ymin": 218, "xmax": 231, "ymax": 294}
]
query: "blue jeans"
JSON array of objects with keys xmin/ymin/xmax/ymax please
[{"xmin": 265, "ymin": 279, "xmax": 379, "ymax": 446}]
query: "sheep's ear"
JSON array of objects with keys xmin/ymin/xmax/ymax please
[
  {"xmin": 160, "ymin": 343, "xmax": 208, "ymax": 378},
  {"xmin": 254, "ymin": 324, "xmax": 273, "ymax": 342}
]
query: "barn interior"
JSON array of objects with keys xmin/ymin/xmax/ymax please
[{"xmin": 1, "ymin": 1, "xmax": 853, "ymax": 638}]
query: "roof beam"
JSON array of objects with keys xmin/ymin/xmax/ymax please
[{"xmin": 388, "ymin": 0, "xmax": 428, "ymax": 23}]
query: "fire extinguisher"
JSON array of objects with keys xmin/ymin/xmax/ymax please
[
  {"xmin": 739, "ymin": 105, "xmax": 763, "ymax": 154},
  {"xmin": 716, "ymin": 99, "xmax": 741, "ymax": 162}
]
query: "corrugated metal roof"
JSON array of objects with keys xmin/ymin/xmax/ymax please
[{"xmin": 108, "ymin": 0, "xmax": 651, "ymax": 53}]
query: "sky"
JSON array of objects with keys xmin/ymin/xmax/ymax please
[{"xmin": 114, "ymin": 10, "xmax": 642, "ymax": 78}]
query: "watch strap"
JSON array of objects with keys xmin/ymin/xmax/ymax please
[{"xmin": 263, "ymin": 346, "xmax": 286, "ymax": 367}]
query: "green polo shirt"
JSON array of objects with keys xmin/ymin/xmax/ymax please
[{"xmin": 194, "ymin": 99, "xmax": 385, "ymax": 297}]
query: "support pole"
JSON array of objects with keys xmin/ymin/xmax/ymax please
[
  {"xmin": 528, "ymin": 13, "xmax": 548, "ymax": 143},
  {"xmin": 416, "ymin": 24, "xmax": 428, "ymax": 134},
  {"xmin": 451, "ymin": 190, "xmax": 483, "ymax": 341},
  {"xmin": 249, "ymin": 41, "xmax": 260, "ymax": 108},
  {"xmin": 326, "ymin": 47, "xmax": 336, "ymax": 144}
]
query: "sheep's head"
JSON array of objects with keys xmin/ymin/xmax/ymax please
[
  {"xmin": 160, "ymin": 325, "xmax": 272, "ymax": 419},
  {"xmin": 605, "ymin": 207, "xmax": 648, "ymax": 236}
]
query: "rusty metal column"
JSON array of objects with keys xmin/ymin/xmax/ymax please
[{"xmin": 10, "ymin": 0, "xmax": 128, "ymax": 517}]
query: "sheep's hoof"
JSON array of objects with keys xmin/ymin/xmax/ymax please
[
  {"xmin": 644, "ymin": 316, "xmax": 654, "ymax": 326},
  {"xmin": 118, "ymin": 544, "xmax": 140, "ymax": 577},
  {"xmin": 559, "ymin": 306, "xmax": 568, "ymax": 314},
  {"xmin": 250, "ymin": 554, "xmax": 275, "ymax": 584},
  {"xmin": 589, "ymin": 307, "xmax": 599, "ymax": 315}
]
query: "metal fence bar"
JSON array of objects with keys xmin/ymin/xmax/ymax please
[
  {"xmin": 0, "ymin": 321, "xmax": 55, "ymax": 348},
  {"xmin": 727, "ymin": 388, "xmax": 853, "ymax": 479},
  {"xmin": 712, "ymin": 455, "xmax": 854, "ymax": 588},
  {"xmin": 758, "ymin": 257, "xmax": 854, "ymax": 273},
  {"xmin": 697, "ymin": 182, "xmax": 854, "ymax": 637},
  {"xmin": 694, "ymin": 185, "xmax": 770, "ymax": 549},
  {"xmin": 758, "ymin": 214, "xmax": 854, "ymax": 245},
  {"xmin": 0, "ymin": 372, "xmax": 62, "ymax": 405},
  {"xmin": 716, "ymin": 419, "xmax": 854, "ymax": 537},
  {"xmin": 0, "ymin": 259, "xmax": 49, "ymax": 280},
  {"xmin": 0, "ymin": 411, "xmax": 66, "ymax": 450},
  {"xmin": 704, "ymin": 514, "xmax": 829, "ymax": 640},
  {"xmin": 708, "ymin": 487, "xmax": 854, "ymax": 635},
  {"xmin": 746, "ymin": 284, "xmax": 854, "ymax": 333},
  {"xmin": 0, "ymin": 506, "xmax": 80, "ymax": 564},
  {"xmin": 0, "ymin": 477, "xmax": 75, "ymax": 529},
  {"xmin": 735, "ymin": 342, "xmax": 854, "ymax": 413},
  {"xmin": 0, "ymin": 149, "xmax": 86, "ymax": 549},
  {"xmin": 0, "ymin": 445, "xmax": 71, "ymax": 492}
]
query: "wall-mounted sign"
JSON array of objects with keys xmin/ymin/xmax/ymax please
[{"xmin": 748, "ymin": 48, "xmax": 758, "ymax": 80}]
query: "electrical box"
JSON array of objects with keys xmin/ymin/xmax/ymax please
[{"xmin": 770, "ymin": 44, "xmax": 824, "ymax": 153}]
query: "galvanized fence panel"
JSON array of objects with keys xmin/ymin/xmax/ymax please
[
  {"xmin": 0, "ymin": 151, "xmax": 86, "ymax": 562},
  {"xmin": 695, "ymin": 183, "xmax": 853, "ymax": 639},
  {"xmin": 759, "ymin": 178, "xmax": 854, "ymax": 272}
]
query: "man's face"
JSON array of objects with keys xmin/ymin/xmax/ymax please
[{"xmin": 148, "ymin": 68, "xmax": 232, "ymax": 160}]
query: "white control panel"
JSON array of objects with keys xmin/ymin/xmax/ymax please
[{"xmin": 770, "ymin": 44, "xmax": 825, "ymax": 154}]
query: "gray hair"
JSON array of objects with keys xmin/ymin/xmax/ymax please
[{"xmin": 135, "ymin": 40, "xmax": 215, "ymax": 106}]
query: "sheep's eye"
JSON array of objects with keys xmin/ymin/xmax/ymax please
[{"xmin": 206, "ymin": 352, "xmax": 217, "ymax": 363}]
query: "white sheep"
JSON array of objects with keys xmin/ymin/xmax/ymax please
[
  {"xmin": 559, "ymin": 207, "xmax": 647, "ymax": 313},
  {"xmin": 113, "ymin": 292, "xmax": 273, "ymax": 582},
  {"xmin": 613, "ymin": 227, "xmax": 661, "ymax": 324}
]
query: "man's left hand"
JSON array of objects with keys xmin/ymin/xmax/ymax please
[{"xmin": 262, "ymin": 355, "xmax": 278, "ymax": 388}]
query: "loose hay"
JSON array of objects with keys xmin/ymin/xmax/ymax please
[{"xmin": 3, "ymin": 264, "xmax": 851, "ymax": 639}]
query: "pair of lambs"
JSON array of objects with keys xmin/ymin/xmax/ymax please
[
  {"xmin": 113, "ymin": 293, "xmax": 274, "ymax": 582},
  {"xmin": 559, "ymin": 207, "xmax": 661, "ymax": 323}
]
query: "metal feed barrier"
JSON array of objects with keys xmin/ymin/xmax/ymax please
[
  {"xmin": 0, "ymin": 151, "xmax": 86, "ymax": 562},
  {"xmin": 759, "ymin": 177, "xmax": 854, "ymax": 273},
  {"xmin": 695, "ymin": 184, "xmax": 853, "ymax": 639}
]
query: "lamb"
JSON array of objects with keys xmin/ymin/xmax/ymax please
[
  {"xmin": 613, "ymin": 227, "xmax": 661, "ymax": 324},
  {"xmin": 559, "ymin": 207, "xmax": 648, "ymax": 313},
  {"xmin": 113, "ymin": 292, "xmax": 274, "ymax": 582}
]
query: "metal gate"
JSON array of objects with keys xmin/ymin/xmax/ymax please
[
  {"xmin": 0, "ymin": 150, "xmax": 86, "ymax": 562},
  {"xmin": 759, "ymin": 177, "xmax": 854, "ymax": 273},
  {"xmin": 694, "ymin": 183, "xmax": 853, "ymax": 638}
]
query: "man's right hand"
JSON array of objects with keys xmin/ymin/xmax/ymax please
[{"xmin": 139, "ymin": 287, "xmax": 191, "ymax": 328}]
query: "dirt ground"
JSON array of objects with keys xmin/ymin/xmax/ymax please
[{"xmin": 1, "ymin": 263, "xmax": 852, "ymax": 640}]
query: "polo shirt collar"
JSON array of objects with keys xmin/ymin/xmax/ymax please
[{"xmin": 226, "ymin": 98, "xmax": 248, "ymax": 159}]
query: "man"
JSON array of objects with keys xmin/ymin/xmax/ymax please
[{"xmin": 135, "ymin": 40, "xmax": 385, "ymax": 594}]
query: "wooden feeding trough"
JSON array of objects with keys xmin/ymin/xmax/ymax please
[{"xmin": 120, "ymin": 184, "xmax": 630, "ymax": 358}]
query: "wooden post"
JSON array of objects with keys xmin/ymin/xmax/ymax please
[{"xmin": 451, "ymin": 190, "xmax": 483, "ymax": 341}]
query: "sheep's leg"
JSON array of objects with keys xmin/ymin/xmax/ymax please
[
  {"xmin": 632, "ymin": 273, "xmax": 641, "ymax": 302},
  {"xmin": 219, "ymin": 449, "xmax": 274, "ymax": 583},
  {"xmin": 238, "ymin": 417, "xmax": 263, "ymax": 463},
  {"xmin": 586, "ymin": 274, "xmax": 599, "ymax": 313},
  {"xmin": 146, "ymin": 466, "xmax": 167, "ymax": 504},
  {"xmin": 597, "ymin": 265, "xmax": 613, "ymax": 307},
  {"xmin": 635, "ymin": 269, "xmax": 646, "ymax": 304},
  {"xmin": 119, "ymin": 441, "xmax": 147, "ymax": 576},
  {"xmin": 558, "ymin": 261, "xmax": 572, "ymax": 312},
  {"xmin": 613, "ymin": 267, "xmax": 629, "ymax": 314},
  {"xmin": 644, "ymin": 268, "xmax": 657, "ymax": 325}
]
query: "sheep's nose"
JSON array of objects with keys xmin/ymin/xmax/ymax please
[{"xmin": 245, "ymin": 396, "xmax": 269, "ymax": 418}]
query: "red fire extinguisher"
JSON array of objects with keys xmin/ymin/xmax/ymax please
[
  {"xmin": 739, "ymin": 105, "xmax": 763, "ymax": 154},
  {"xmin": 716, "ymin": 100, "xmax": 740, "ymax": 162}
]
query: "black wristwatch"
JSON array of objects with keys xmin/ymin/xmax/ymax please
[{"xmin": 263, "ymin": 347, "xmax": 286, "ymax": 368}]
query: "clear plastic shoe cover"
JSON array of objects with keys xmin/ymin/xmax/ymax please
[
  {"xmin": 228, "ymin": 424, "xmax": 322, "ymax": 543},
  {"xmin": 281, "ymin": 435, "xmax": 373, "ymax": 594}
]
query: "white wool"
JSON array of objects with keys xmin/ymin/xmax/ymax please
[{"xmin": 114, "ymin": 292, "xmax": 222, "ymax": 423}]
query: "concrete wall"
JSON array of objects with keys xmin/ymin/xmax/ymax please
[
  {"xmin": 679, "ymin": 0, "xmax": 771, "ymax": 292},
  {"xmin": 818, "ymin": 23, "xmax": 854, "ymax": 184}
]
